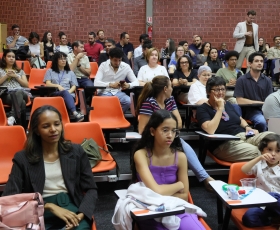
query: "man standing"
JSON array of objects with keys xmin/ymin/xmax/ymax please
[
  {"xmin": 189, "ymin": 36, "xmax": 202, "ymax": 69},
  {"xmin": 67, "ymin": 41, "xmax": 93, "ymax": 88},
  {"xmin": 267, "ymin": 36, "xmax": 280, "ymax": 83},
  {"xmin": 134, "ymin": 34, "xmax": 149, "ymax": 58},
  {"xmin": 98, "ymin": 39, "xmax": 129, "ymax": 66},
  {"xmin": 84, "ymin": 32, "xmax": 103, "ymax": 63},
  {"xmin": 94, "ymin": 48, "xmax": 139, "ymax": 112},
  {"xmin": 233, "ymin": 10, "xmax": 259, "ymax": 72},
  {"xmin": 96, "ymin": 30, "xmax": 106, "ymax": 48},
  {"xmin": 234, "ymin": 52, "xmax": 273, "ymax": 132},
  {"xmin": 6, "ymin": 24, "xmax": 28, "ymax": 49},
  {"xmin": 116, "ymin": 32, "xmax": 134, "ymax": 61}
]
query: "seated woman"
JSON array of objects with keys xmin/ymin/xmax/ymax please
[
  {"xmin": 172, "ymin": 56, "xmax": 198, "ymax": 103},
  {"xmin": 136, "ymin": 75, "xmax": 214, "ymax": 190},
  {"xmin": 0, "ymin": 49, "xmax": 29, "ymax": 125},
  {"xmin": 54, "ymin": 32, "xmax": 72, "ymax": 55},
  {"xmin": 204, "ymin": 48, "xmax": 225, "ymax": 74},
  {"xmin": 196, "ymin": 76, "xmax": 273, "ymax": 162},
  {"xmin": 28, "ymin": 32, "xmax": 45, "ymax": 68},
  {"xmin": 43, "ymin": 51, "xmax": 84, "ymax": 122},
  {"xmin": 137, "ymin": 48, "xmax": 169, "ymax": 86},
  {"xmin": 196, "ymin": 42, "xmax": 211, "ymax": 68},
  {"xmin": 133, "ymin": 109, "xmax": 205, "ymax": 230},
  {"xmin": 42, "ymin": 31, "xmax": 56, "ymax": 63},
  {"xmin": 2, "ymin": 105, "xmax": 98, "ymax": 229},
  {"xmin": 161, "ymin": 38, "xmax": 175, "ymax": 59},
  {"xmin": 168, "ymin": 46, "xmax": 185, "ymax": 74}
]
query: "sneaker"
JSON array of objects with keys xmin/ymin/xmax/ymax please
[
  {"xmin": 74, "ymin": 112, "xmax": 84, "ymax": 122},
  {"xmin": 7, "ymin": 116, "xmax": 16, "ymax": 126}
]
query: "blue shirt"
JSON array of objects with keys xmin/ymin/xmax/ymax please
[{"xmin": 116, "ymin": 42, "xmax": 134, "ymax": 57}]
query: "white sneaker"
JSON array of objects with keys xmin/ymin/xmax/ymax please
[{"xmin": 7, "ymin": 116, "xmax": 16, "ymax": 126}]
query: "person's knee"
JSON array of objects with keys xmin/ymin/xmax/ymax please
[{"xmin": 242, "ymin": 208, "xmax": 270, "ymax": 227}]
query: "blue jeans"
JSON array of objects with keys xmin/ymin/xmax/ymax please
[
  {"xmin": 242, "ymin": 192, "xmax": 280, "ymax": 227},
  {"xmin": 98, "ymin": 91, "xmax": 131, "ymax": 113},
  {"xmin": 180, "ymin": 138, "xmax": 209, "ymax": 182},
  {"xmin": 77, "ymin": 78, "xmax": 93, "ymax": 88},
  {"xmin": 51, "ymin": 90, "xmax": 76, "ymax": 112},
  {"xmin": 244, "ymin": 109, "xmax": 267, "ymax": 132}
]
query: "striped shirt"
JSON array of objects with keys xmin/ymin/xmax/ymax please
[{"xmin": 139, "ymin": 96, "xmax": 177, "ymax": 116}]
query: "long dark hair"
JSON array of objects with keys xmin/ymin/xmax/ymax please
[
  {"xmin": 131, "ymin": 109, "xmax": 182, "ymax": 182},
  {"xmin": 176, "ymin": 55, "xmax": 193, "ymax": 71},
  {"xmin": 165, "ymin": 38, "xmax": 175, "ymax": 56},
  {"xmin": 28, "ymin": 32, "xmax": 40, "ymax": 44},
  {"xmin": 42, "ymin": 31, "xmax": 53, "ymax": 44},
  {"xmin": 25, "ymin": 105, "xmax": 72, "ymax": 163},
  {"xmin": 51, "ymin": 52, "xmax": 71, "ymax": 74},
  {"xmin": 136, "ymin": 76, "xmax": 170, "ymax": 115},
  {"xmin": 199, "ymin": 42, "xmax": 211, "ymax": 55},
  {"xmin": 0, "ymin": 49, "xmax": 20, "ymax": 72}
]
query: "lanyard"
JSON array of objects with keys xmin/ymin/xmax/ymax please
[{"xmin": 58, "ymin": 71, "xmax": 65, "ymax": 85}]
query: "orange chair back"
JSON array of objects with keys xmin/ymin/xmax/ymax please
[
  {"xmin": 16, "ymin": 60, "xmax": 31, "ymax": 75},
  {"xmin": 64, "ymin": 122, "xmax": 117, "ymax": 172},
  {"xmin": 29, "ymin": 68, "xmax": 48, "ymax": 89},
  {"xmin": 90, "ymin": 62, "xmax": 98, "ymax": 79},
  {"xmin": 28, "ymin": 97, "xmax": 70, "ymax": 130},
  {"xmin": 0, "ymin": 52, "xmax": 3, "ymax": 59},
  {"xmin": 228, "ymin": 162, "xmax": 255, "ymax": 185},
  {"xmin": 46, "ymin": 61, "xmax": 52, "ymax": 69},
  {"xmin": 89, "ymin": 96, "xmax": 130, "ymax": 129},
  {"xmin": 0, "ymin": 126, "xmax": 26, "ymax": 184},
  {"xmin": 207, "ymin": 151, "xmax": 233, "ymax": 167},
  {"xmin": 0, "ymin": 99, "xmax": 7, "ymax": 126},
  {"xmin": 241, "ymin": 58, "xmax": 247, "ymax": 69}
]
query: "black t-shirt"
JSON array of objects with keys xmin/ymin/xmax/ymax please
[
  {"xmin": 197, "ymin": 102, "xmax": 245, "ymax": 152},
  {"xmin": 173, "ymin": 69, "xmax": 198, "ymax": 82}
]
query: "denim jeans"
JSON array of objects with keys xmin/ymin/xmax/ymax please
[
  {"xmin": 51, "ymin": 90, "xmax": 76, "ymax": 112},
  {"xmin": 77, "ymin": 78, "xmax": 93, "ymax": 88},
  {"xmin": 180, "ymin": 138, "xmax": 209, "ymax": 182},
  {"xmin": 244, "ymin": 109, "xmax": 267, "ymax": 132}
]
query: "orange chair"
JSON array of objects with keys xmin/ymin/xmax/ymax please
[
  {"xmin": 64, "ymin": 122, "xmax": 117, "ymax": 173},
  {"xmin": 89, "ymin": 62, "xmax": 98, "ymax": 79},
  {"xmin": 0, "ymin": 126, "xmax": 26, "ymax": 185},
  {"xmin": 0, "ymin": 52, "xmax": 3, "ymax": 59},
  {"xmin": 207, "ymin": 151, "xmax": 233, "ymax": 167},
  {"xmin": 16, "ymin": 60, "xmax": 31, "ymax": 76},
  {"xmin": 0, "ymin": 99, "xmax": 7, "ymax": 125},
  {"xmin": 28, "ymin": 97, "xmax": 70, "ymax": 130},
  {"xmin": 92, "ymin": 216, "xmax": 97, "ymax": 230},
  {"xmin": 242, "ymin": 58, "xmax": 247, "ymax": 69},
  {"xmin": 46, "ymin": 61, "xmax": 52, "ymax": 69},
  {"xmin": 228, "ymin": 162, "xmax": 277, "ymax": 230},
  {"xmin": 28, "ymin": 68, "xmax": 47, "ymax": 89}
]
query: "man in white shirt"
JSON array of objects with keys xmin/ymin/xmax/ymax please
[
  {"xmin": 134, "ymin": 34, "xmax": 149, "ymax": 58},
  {"xmin": 94, "ymin": 48, "xmax": 139, "ymax": 112}
]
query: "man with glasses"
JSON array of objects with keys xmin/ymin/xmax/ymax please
[
  {"xmin": 234, "ymin": 52, "xmax": 273, "ymax": 132},
  {"xmin": 233, "ymin": 10, "xmax": 259, "ymax": 72},
  {"xmin": 94, "ymin": 48, "xmax": 139, "ymax": 112},
  {"xmin": 6, "ymin": 24, "xmax": 28, "ymax": 49}
]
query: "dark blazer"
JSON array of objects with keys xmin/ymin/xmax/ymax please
[{"xmin": 2, "ymin": 144, "xmax": 98, "ymax": 221}]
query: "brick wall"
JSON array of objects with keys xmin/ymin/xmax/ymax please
[{"xmin": 0, "ymin": 0, "xmax": 279, "ymax": 51}]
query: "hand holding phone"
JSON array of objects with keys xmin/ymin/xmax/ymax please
[
  {"xmin": 246, "ymin": 130, "xmax": 255, "ymax": 138},
  {"xmin": 120, "ymin": 80, "xmax": 125, "ymax": 85}
]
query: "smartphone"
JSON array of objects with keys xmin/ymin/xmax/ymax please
[{"xmin": 246, "ymin": 130, "xmax": 255, "ymax": 139}]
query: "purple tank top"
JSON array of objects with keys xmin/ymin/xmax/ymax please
[{"xmin": 137, "ymin": 149, "xmax": 178, "ymax": 185}]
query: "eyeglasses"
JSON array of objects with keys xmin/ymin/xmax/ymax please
[
  {"xmin": 211, "ymin": 88, "xmax": 226, "ymax": 93},
  {"xmin": 180, "ymin": 61, "xmax": 189, "ymax": 65},
  {"xmin": 161, "ymin": 128, "xmax": 180, "ymax": 138}
]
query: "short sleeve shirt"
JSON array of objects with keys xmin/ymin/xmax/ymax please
[
  {"xmin": 0, "ymin": 68, "xmax": 26, "ymax": 89},
  {"xmin": 262, "ymin": 90, "xmax": 280, "ymax": 119},
  {"xmin": 43, "ymin": 69, "xmax": 78, "ymax": 97},
  {"xmin": 173, "ymin": 69, "xmax": 198, "ymax": 82},
  {"xmin": 116, "ymin": 42, "xmax": 134, "ymax": 56},
  {"xmin": 67, "ymin": 53, "xmax": 90, "ymax": 78},
  {"xmin": 139, "ymin": 96, "xmax": 177, "ymax": 116},
  {"xmin": 6, "ymin": 36, "xmax": 28, "ymax": 49}
]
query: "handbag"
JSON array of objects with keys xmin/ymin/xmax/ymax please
[
  {"xmin": 0, "ymin": 192, "xmax": 45, "ymax": 230},
  {"xmin": 81, "ymin": 138, "xmax": 120, "ymax": 176},
  {"xmin": 30, "ymin": 56, "xmax": 46, "ymax": 69}
]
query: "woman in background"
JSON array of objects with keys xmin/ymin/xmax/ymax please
[
  {"xmin": 204, "ymin": 48, "xmax": 225, "ymax": 74},
  {"xmin": 42, "ymin": 31, "xmax": 56, "ymax": 63},
  {"xmin": 196, "ymin": 42, "xmax": 211, "ymax": 68},
  {"xmin": 161, "ymin": 38, "xmax": 175, "ymax": 59},
  {"xmin": 54, "ymin": 32, "xmax": 72, "ymax": 55}
]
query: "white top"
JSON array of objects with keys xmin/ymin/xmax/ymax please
[
  {"xmin": 188, "ymin": 80, "xmax": 207, "ymax": 104},
  {"xmin": 247, "ymin": 160, "xmax": 280, "ymax": 193},
  {"xmin": 29, "ymin": 43, "xmax": 40, "ymax": 56},
  {"xmin": 94, "ymin": 59, "xmax": 139, "ymax": 95},
  {"xmin": 43, "ymin": 158, "xmax": 68, "ymax": 198},
  {"xmin": 134, "ymin": 45, "xmax": 142, "ymax": 58},
  {"xmin": 137, "ymin": 64, "xmax": 169, "ymax": 82}
]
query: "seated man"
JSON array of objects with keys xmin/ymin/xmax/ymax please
[
  {"xmin": 67, "ymin": 40, "xmax": 93, "ymax": 88},
  {"xmin": 134, "ymin": 33, "xmax": 148, "ymax": 58},
  {"xmin": 234, "ymin": 52, "xmax": 273, "ymax": 132},
  {"xmin": 98, "ymin": 39, "xmax": 129, "ymax": 66},
  {"xmin": 116, "ymin": 32, "xmax": 134, "ymax": 61},
  {"xmin": 96, "ymin": 29, "xmax": 106, "ymax": 48},
  {"xmin": 262, "ymin": 90, "xmax": 280, "ymax": 120},
  {"xmin": 6, "ymin": 24, "xmax": 28, "ymax": 49},
  {"xmin": 133, "ymin": 39, "xmax": 153, "ymax": 76},
  {"xmin": 267, "ymin": 36, "xmax": 280, "ymax": 83},
  {"xmin": 94, "ymin": 48, "xmax": 139, "ymax": 112},
  {"xmin": 218, "ymin": 42, "xmax": 228, "ymax": 63},
  {"xmin": 84, "ymin": 32, "xmax": 103, "ymax": 63}
]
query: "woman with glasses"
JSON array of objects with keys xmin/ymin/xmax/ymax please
[
  {"xmin": 43, "ymin": 52, "xmax": 84, "ymax": 122},
  {"xmin": 196, "ymin": 76, "xmax": 273, "ymax": 162},
  {"xmin": 172, "ymin": 56, "xmax": 198, "ymax": 103},
  {"xmin": 168, "ymin": 46, "xmax": 186, "ymax": 74},
  {"xmin": 136, "ymin": 75, "xmax": 214, "ymax": 191},
  {"xmin": 132, "ymin": 109, "xmax": 205, "ymax": 230}
]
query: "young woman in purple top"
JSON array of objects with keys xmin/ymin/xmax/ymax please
[
  {"xmin": 136, "ymin": 75, "xmax": 214, "ymax": 190},
  {"xmin": 132, "ymin": 109, "xmax": 205, "ymax": 229}
]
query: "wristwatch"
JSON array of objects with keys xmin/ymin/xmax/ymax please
[{"xmin": 77, "ymin": 64, "xmax": 81, "ymax": 68}]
